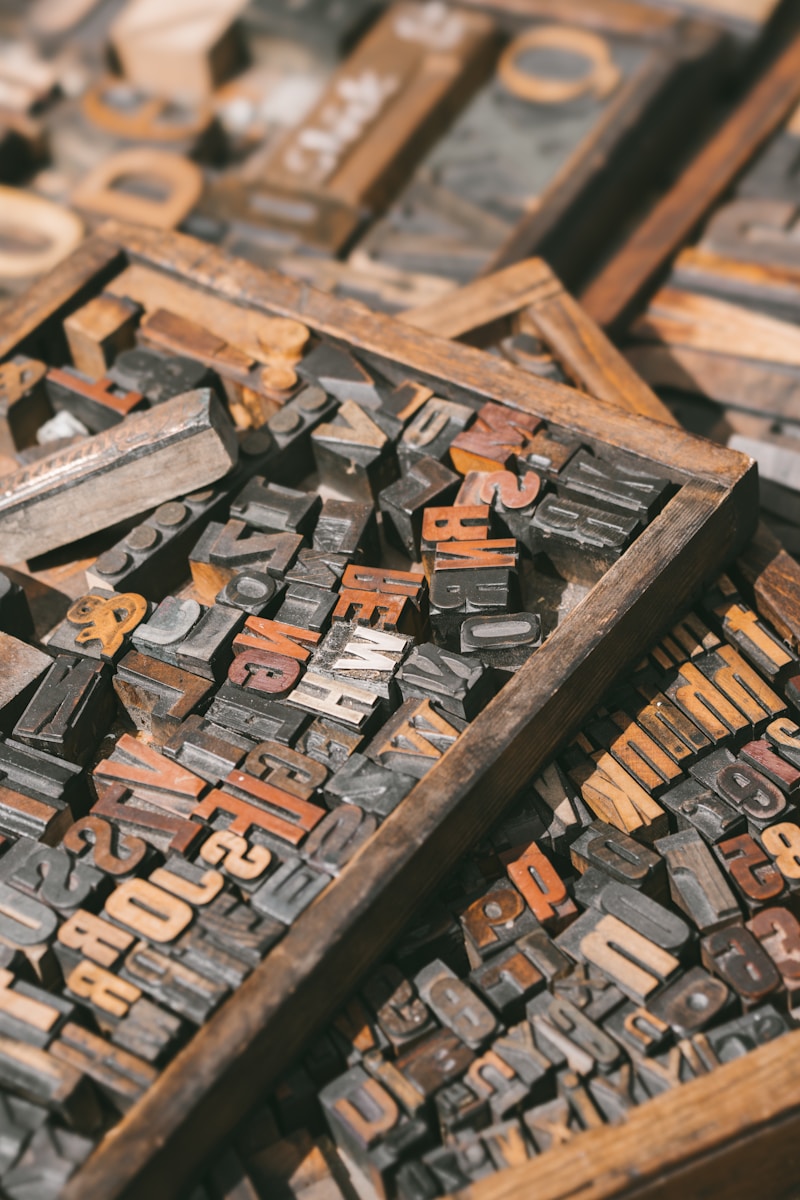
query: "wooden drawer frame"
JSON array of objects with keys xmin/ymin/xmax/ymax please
[{"xmin": 0, "ymin": 223, "xmax": 757, "ymax": 1200}]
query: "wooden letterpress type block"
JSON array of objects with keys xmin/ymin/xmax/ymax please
[
  {"xmin": 51, "ymin": 1023, "xmax": 157, "ymax": 1115},
  {"xmin": 55, "ymin": 909, "xmax": 135, "ymax": 978},
  {"xmin": 197, "ymin": 830, "xmax": 273, "ymax": 892},
  {"xmin": 286, "ymin": 548, "xmax": 349, "ymax": 593},
  {"xmin": 573, "ymin": 876, "xmax": 690, "ymax": 959},
  {"xmin": 149, "ymin": 855, "xmax": 225, "ymax": 909},
  {"xmin": 13, "ymin": 654, "xmax": 113, "ymax": 764},
  {"xmin": 398, "ymin": 643, "xmax": 493, "ymax": 721},
  {"xmin": 48, "ymin": 590, "xmax": 148, "ymax": 663},
  {"xmin": 455, "ymin": 469, "xmax": 542, "ymax": 546},
  {"xmin": 234, "ymin": 616, "xmax": 320, "ymax": 664},
  {"xmin": 301, "ymin": 805, "xmax": 377, "ymax": 875},
  {"xmin": 0, "ymin": 390, "xmax": 238, "ymax": 563},
  {"xmin": 362, "ymin": 965, "xmax": 435, "ymax": 1055},
  {"xmin": 216, "ymin": 570, "xmax": 281, "ymax": 617},
  {"xmin": 206, "ymin": 768, "xmax": 326, "ymax": 848},
  {"xmin": 603, "ymin": 1001, "xmax": 671, "ymax": 1058},
  {"xmin": 1, "ymin": 1120, "xmax": 94, "ymax": 1197},
  {"xmin": 501, "ymin": 843, "xmax": 577, "ymax": 933},
  {"xmin": 0, "ymin": 737, "xmax": 85, "ymax": 818},
  {"xmin": 434, "ymin": 1080, "xmax": 491, "ymax": 1141},
  {"xmin": 366, "ymin": 698, "xmax": 463, "ymax": 778},
  {"xmin": 526, "ymin": 762, "xmax": 590, "ymax": 857},
  {"xmin": 380, "ymin": 457, "xmax": 459, "ymax": 557},
  {"xmin": 398, "ymin": 1029, "xmax": 474, "ymax": 1101},
  {"xmin": 704, "ymin": 575, "xmax": 798, "ymax": 684},
  {"xmin": 44, "ymin": 367, "xmax": 144, "ymax": 432},
  {"xmin": 748, "ymin": 906, "xmax": 800, "ymax": 1005},
  {"xmin": 190, "ymin": 520, "xmax": 302, "ymax": 603},
  {"xmin": 324, "ymin": 753, "xmax": 415, "ymax": 819},
  {"xmin": 433, "ymin": 538, "xmax": 518, "ymax": 574},
  {"xmin": 273, "ymin": 584, "xmax": 337, "ymax": 634},
  {"xmin": 312, "ymin": 623, "xmax": 412, "ymax": 714},
  {"xmin": 480, "ymin": 1118, "xmax": 534, "ymax": 1172},
  {"xmin": 761, "ymin": 821, "xmax": 800, "ymax": 892},
  {"xmin": 0, "ymin": 356, "xmax": 50, "ymax": 457},
  {"xmin": 569, "ymin": 820, "xmax": 665, "ymax": 895},
  {"xmin": 113, "ymin": 651, "xmax": 214, "ymax": 743},
  {"xmin": 415, "ymin": 960, "xmax": 496, "ymax": 1051},
  {"xmin": 103, "ymin": 877, "xmax": 194, "ymax": 946},
  {"xmin": 660, "ymin": 778, "xmax": 745, "ymax": 845},
  {"xmin": 655, "ymin": 829, "xmax": 741, "ymax": 934},
  {"xmin": 450, "ymin": 403, "xmax": 540, "ymax": 476},
  {"xmin": 463, "ymin": 1049, "xmax": 529, "ymax": 1121},
  {"xmin": 288, "ymin": 673, "xmax": 382, "ymax": 734},
  {"xmin": 691, "ymin": 747, "xmax": 791, "ymax": 830},
  {"xmin": 63, "ymin": 293, "xmax": 142, "ymax": 380},
  {"xmin": 669, "ymin": 647, "xmax": 786, "ymax": 744},
  {"xmin": 0, "ymin": 1092, "xmax": 47, "ymax": 1174},
  {"xmin": 398, "ymin": 397, "xmax": 474, "ymax": 472},
  {"xmin": 715, "ymin": 833, "xmax": 784, "ymax": 909},
  {"xmin": 91, "ymin": 784, "xmax": 204, "ymax": 857},
  {"xmin": 133, "ymin": 597, "xmax": 244, "ymax": 683},
  {"xmin": 165, "ymin": 920, "xmax": 251, "ymax": 992},
  {"xmin": 555, "ymin": 910, "xmax": 680, "ymax": 1005},
  {"xmin": 633, "ymin": 667, "xmax": 712, "ymax": 766},
  {"xmin": 243, "ymin": 741, "xmax": 327, "ymax": 801},
  {"xmin": 704, "ymin": 1005, "xmax": 788, "ymax": 1064},
  {"xmin": 313, "ymin": 497, "xmax": 379, "ymax": 561},
  {"xmin": 108, "ymin": 995, "xmax": 182, "ymax": 1068},
  {"xmin": 0, "ymin": 970, "xmax": 73, "ymax": 1048},
  {"xmin": 265, "ymin": 386, "xmax": 338, "ymax": 485},
  {"xmin": 0, "ymin": 838, "xmax": 104, "ymax": 918},
  {"xmin": 312, "ymin": 400, "xmax": 397, "ymax": 503},
  {"xmin": 94, "ymin": 733, "xmax": 206, "ymax": 818},
  {"xmin": 526, "ymin": 993, "xmax": 620, "ymax": 1076},
  {"xmin": 740, "ymin": 738, "xmax": 800, "ymax": 794},
  {"xmin": 298, "ymin": 345, "xmax": 381, "ymax": 410},
  {"xmin": 766, "ymin": 716, "xmax": 800, "ymax": 770},
  {"xmin": 207, "ymin": 686, "xmax": 310, "ymax": 745},
  {"xmin": 0, "ymin": 1035, "xmax": 101, "ymax": 1132},
  {"xmin": 565, "ymin": 744, "xmax": 668, "ymax": 843},
  {"xmin": 250, "ymin": 857, "xmax": 329, "ymax": 924},
  {"xmin": 459, "ymin": 879, "xmax": 539, "ymax": 964},
  {"xmin": 460, "ymin": 612, "xmax": 542, "ymax": 680},
  {"xmin": 163, "ymin": 715, "xmax": 253, "ymax": 786},
  {"xmin": 518, "ymin": 428, "xmax": 582, "ymax": 482},
  {"xmin": 0, "ymin": 572, "xmax": 34, "ymax": 642},
  {"xmin": 363, "ymin": 1049, "xmax": 428, "ymax": 1120},
  {"xmin": 701, "ymin": 925, "xmax": 781, "ymax": 1009},
  {"xmin": 230, "ymin": 479, "xmax": 320, "ymax": 537},
  {"xmin": 585, "ymin": 710, "xmax": 685, "ymax": 795},
  {"xmin": 420, "ymin": 504, "xmax": 490, "ymax": 579},
  {"xmin": 469, "ymin": 944, "xmax": 546, "ymax": 1023},
  {"xmin": 551, "ymin": 964, "xmax": 626, "ymax": 1025},
  {"xmin": 558, "ymin": 450, "xmax": 670, "ymax": 524},
  {"xmin": 88, "ymin": 494, "xmax": 226, "ymax": 600},
  {"xmin": 320, "ymin": 1065, "xmax": 426, "ymax": 1195},
  {"xmin": 647, "ymin": 969, "xmax": 733, "ymax": 1041},
  {"xmin": 108, "ymin": 347, "xmax": 218, "ymax": 406},
  {"xmin": 228, "ymin": 648, "xmax": 302, "ymax": 701},
  {"xmin": 530, "ymin": 493, "xmax": 640, "ymax": 584},
  {"xmin": 119, "ymin": 941, "xmax": 228, "ymax": 1025},
  {"xmin": 430, "ymin": 566, "xmax": 514, "ymax": 648},
  {"xmin": 0, "ymin": 635, "xmax": 51, "ymax": 733}
]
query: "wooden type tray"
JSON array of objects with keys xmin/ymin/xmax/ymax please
[{"xmin": 0, "ymin": 224, "xmax": 757, "ymax": 1200}]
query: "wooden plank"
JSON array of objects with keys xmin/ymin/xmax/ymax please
[
  {"xmin": 450, "ymin": 1028, "xmax": 800, "ymax": 1200},
  {"xmin": 580, "ymin": 30, "xmax": 800, "ymax": 332}
]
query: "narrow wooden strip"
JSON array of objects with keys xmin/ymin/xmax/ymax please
[
  {"xmin": 452, "ymin": 1027, "xmax": 800, "ymax": 1200},
  {"xmin": 402, "ymin": 258, "xmax": 554, "ymax": 340},
  {"xmin": 580, "ymin": 31, "xmax": 800, "ymax": 331}
]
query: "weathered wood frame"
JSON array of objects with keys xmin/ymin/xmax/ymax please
[
  {"xmin": 0, "ymin": 225, "xmax": 756, "ymax": 1200},
  {"xmin": 409, "ymin": 256, "xmax": 800, "ymax": 1200}
]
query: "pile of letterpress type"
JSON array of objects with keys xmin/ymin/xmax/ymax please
[{"xmin": 0, "ymin": 2, "xmax": 799, "ymax": 1199}]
